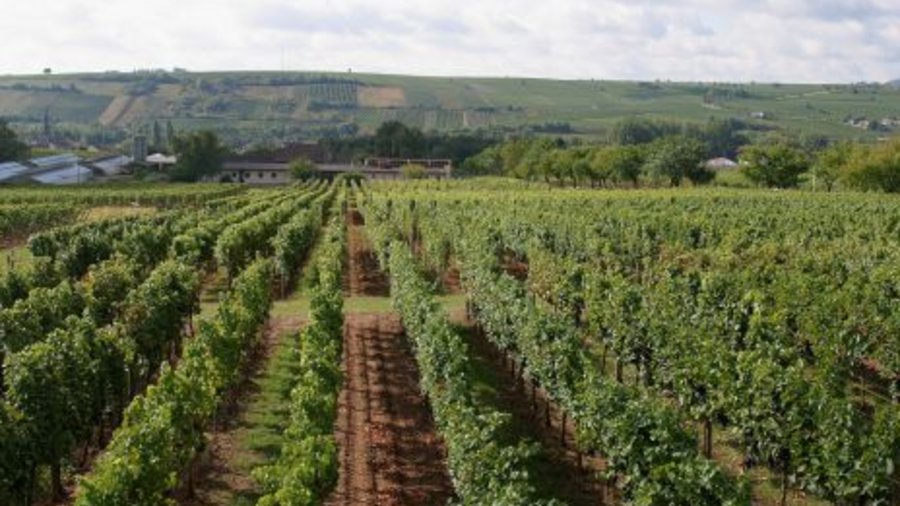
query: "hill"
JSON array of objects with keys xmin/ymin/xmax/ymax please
[{"xmin": 0, "ymin": 70, "xmax": 898, "ymax": 147}]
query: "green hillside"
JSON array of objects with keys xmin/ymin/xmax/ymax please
[{"xmin": 1, "ymin": 70, "xmax": 898, "ymax": 146}]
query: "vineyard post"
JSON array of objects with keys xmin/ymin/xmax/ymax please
[
  {"xmin": 545, "ymin": 394, "xmax": 551, "ymax": 428},
  {"xmin": 561, "ymin": 411, "xmax": 567, "ymax": 447},
  {"xmin": 704, "ymin": 418, "xmax": 713, "ymax": 459}
]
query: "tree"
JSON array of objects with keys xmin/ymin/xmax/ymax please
[
  {"xmin": 0, "ymin": 120, "xmax": 29, "ymax": 162},
  {"xmin": 841, "ymin": 138, "xmax": 900, "ymax": 192},
  {"xmin": 165, "ymin": 121, "xmax": 176, "ymax": 151},
  {"xmin": 373, "ymin": 121, "xmax": 426, "ymax": 158},
  {"xmin": 151, "ymin": 121, "xmax": 162, "ymax": 152},
  {"xmin": 289, "ymin": 158, "xmax": 317, "ymax": 181},
  {"xmin": 460, "ymin": 145, "xmax": 503, "ymax": 176},
  {"xmin": 401, "ymin": 163, "xmax": 427, "ymax": 179},
  {"xmin": 591, "ymin": 145, "xmax": 645, "ymax": 187},
  {"xmin": 811, "ymin": 142, "xmax": 852, "ymax": 191},
  {"xmin": 611, "ymin": 117, "xmax": 681, "ymax": 145},
  {"xmin": 170, "ymin": 131, "xmax": 227, "ymax": 182},
  {"xmin": 643, "ymin": 136, "xmax": 709, "ymax": 186},
  {"xmin": 740, "ymin": 143, "xmax": 810, "ymax": 188}
]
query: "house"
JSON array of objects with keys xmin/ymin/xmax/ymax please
[{"xmin": 221, "ymin": 162, "xmax": 293, "ymax": 185}]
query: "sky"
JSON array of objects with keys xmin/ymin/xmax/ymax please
[{"xmin": 1, "ymin": 0, "xmax": 899, "ymax": 83}]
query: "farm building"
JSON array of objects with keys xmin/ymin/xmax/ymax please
[
  {"xmin": 90, "ymin": 155, "xmax": 132, "ymax": 176},
  {"xmin": 0, "ymin": 162, "xmax": 30, "ymax": 183},
  {"xmin": 29, "ymin": 154, "xmax": 93, "ymax": 185},
  {"xmin": 221, "ymin": 158, "xmax": 452, "ymax": 184}
]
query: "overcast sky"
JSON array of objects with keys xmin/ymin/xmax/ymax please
[{"xmin": 1, "ymin": 0, "xmax": 898, "ymax": 83}]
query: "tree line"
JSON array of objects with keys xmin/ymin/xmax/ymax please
[{"xmin": 462, "ymin": 117, "xmax": 900, "ymax": 192}]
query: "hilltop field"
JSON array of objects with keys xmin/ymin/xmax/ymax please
[{"xmin": 1, "ymin": 70, "xmax": 898, "ymax": 146}]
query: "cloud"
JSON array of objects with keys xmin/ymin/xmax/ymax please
[{"xmin": 0, "ymin": 0, "xmax": 897, "ymax": 82}]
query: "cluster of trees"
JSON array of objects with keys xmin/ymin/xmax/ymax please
[
  {"xmin": 461, "ymin": 117, "xmax": 756, "ymax": 186},
  {"xmin": 462, "ymin": 115, "xmax": 900, "ymax": 192},
  {"xmin": 463, "ymin": 135, "xmax": 715, "ymax": 187},
  {"xmin": 738, "ymin": 138, "xmax": 900, "ymax": 192},
  {"xmin": 318, "ymin": 120, "xmax": 498, "ymax": 165}
]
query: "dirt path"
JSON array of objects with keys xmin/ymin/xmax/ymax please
[
  {"xmin": 326, "ymin": 313, "xmax": 453, "ymax": 506},
  {"xmin": 345, "ymin": 209, "xmax": 389, "ymax": 297},
  {"xmin": 327, "ymin": 205, "xmax": 452, "ymax": 505}
]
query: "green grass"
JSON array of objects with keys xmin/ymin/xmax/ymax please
[
  {"xmin": 459, "ymin": 324, "xmax": 585, "ymax": 504},
  {"xmin": 219, "ymin": 327, "xmax": 302, "ymax": 506},
  {"xmin": 0, "ymin": 245, "xmax": 33, "ymax": 276}
]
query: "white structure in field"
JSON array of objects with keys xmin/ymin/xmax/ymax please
[
  {"xmin": 705, "ymin": 157, "xmax": 739, "ymax": 171},
  {"xmin": 0, "ymin": 162, "xmax": 30, "ymax": 183},
  {"xmin": 29, "ymin": 154, "xmax": 93, "ymax": 185},
  {"xmin": 90, "ymin": 155, "xmax": 132, "ymax": 176}
]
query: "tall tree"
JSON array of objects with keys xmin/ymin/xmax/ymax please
[
  {"xmin": 151, "ymin": 121, "xmax": 163, "ymax": 152},
  {"xmin": 740, "ymin": 143, "xmax": 810, "ymax": 189},
  {"xmin": 165, "ymin": 121, "xmax": 176, "ymax": 152},
  {"xmin": 170, "ymin": 131, "xmax": 227, "ymax": 182},
  {"xmin": 0, "ymin": 120, "xmax": 29, "ymax": 162},
  {"xmin": 643, "ymin": 136, "xmax": 710, "ymax": 186}
]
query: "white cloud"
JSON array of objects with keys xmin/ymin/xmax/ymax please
[{"xmin": 0, "ymin": 0, "xmax": 897, "ymax": 82}]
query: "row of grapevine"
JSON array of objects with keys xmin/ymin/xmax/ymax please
[
  {"xmin": 0, "ymin": 260, "xmax": 199, "ymax": 504},
  {"xmin": 366, "ymin": 182, "xmax": 900, "ymax": 505},
  {"xmin": 432, "ymin": 192, "xmax": 900, "ymax": 504},
  {"xmin": 74, "ymin": 258, "xmax": 274, "ymax": 506},
  {"xmin": 74, "ymin": 185, "xmax": 335, "ymax": 505},
  {"xmin": 271, "ymin": 185, "xmax": 336, "ymax": 295},
  {"xmin": 0, "ymin": 184, "xmax": 242, "ymax": 206},
  {"xmin": 364, "ymin": 196, "xmax": 749, "ymax": 505},
  {"xmin": 380, "ymin": 238, "xmax": 558, "ymax": 505},
  {"xmin": 215, "ymin": 182, "xmax": 327, "ymax": 278},
  {"xmin": 0, "ymin": 203, "xmax": 81, "ymax": 240},
  {"xmin": 254, "ymin": 201, "xmax": 347, "ymax": 505},
  {"xmin": 0, "ymin": 189, "xmax": 300, "ymax": 504}
]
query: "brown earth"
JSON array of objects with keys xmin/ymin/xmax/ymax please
[
  {"xmin": 325, "ymin": 313, "xmax": 454, "ymax": 506},
  {"xmin": 345, "ymin": 209, "xmax": 389, "ymax": 297}
]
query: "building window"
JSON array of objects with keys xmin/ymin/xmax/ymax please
[
  {"xmin": 257, "ymin": 171, "xmax": 263, "ymax": 178},
  {"xmin": 271, "ymin": 172, "xmax": 277, "ymax": 179}
]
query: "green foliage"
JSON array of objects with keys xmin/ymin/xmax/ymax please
[
  {"xmin": 0, "ymin": 119, "xmax": 29, "ymax": 162},
  {"xmin": 289, "ymin": 158, "xmax": 317, "ymax": 181},
  {"xmin": 382, "ymin": 241, "xmax": 554, "ymax": 505},
  {"xmin": 373, "ymin": 120, "xmax": 425, "ymax": 158},
  {"xmin": 841, "ymin": 138, "xmax": 900, "ymax": 192},
  {"xmin": 811, "ymin": 141, "xmax": 852, "ymax": 191},
  {"xmin": 170, "ymin": 130, "xmax": 227, "ymax": 182},
  {"xmin": 254, "ymin": 207, "xmax": 345, "ymax": 505},
  {"xmin": 611, "ymin": 117, "xmax": 683, "ymax": 145},
  {"xmin": 400, "ymin": 163, "xmax": 427, "ymax": 179},
  {"xmin": 643, "ymin": 136, "xmax": 711, "ymax": 186},
  {"xmin": 76, "ymin": 257, "xmax": 274, "ymax": 506},
  {"xmin": 739, "ymin": 143, "xmax": 810, "ymax": 188}
]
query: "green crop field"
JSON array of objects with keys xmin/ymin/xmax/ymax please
[{"xmin": 1, "ymin": 71, "xmax": 898, "ymax": 145}]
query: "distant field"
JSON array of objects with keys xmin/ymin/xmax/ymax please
[{"xmin": 1, "ymin": 71, "xmax": 898, "ymax": 142}]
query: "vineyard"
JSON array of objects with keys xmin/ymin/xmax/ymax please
[{"xmin": 0, "ymin": 179, "xmax": 897, "ymax": 506}]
